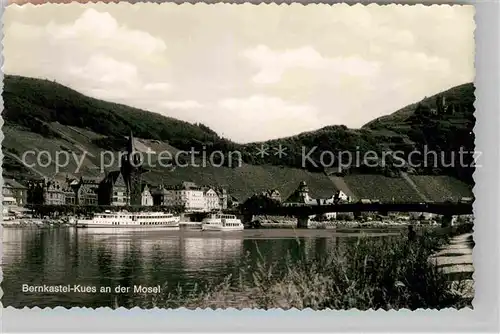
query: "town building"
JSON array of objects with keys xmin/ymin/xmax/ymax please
[
  {"xmin": 151, "ymin": 186, "xmax": 169, "ymax": 206},
  {"xmin": 283, "ymin": 181, "xmax": 314, "ymax": 206},
  {"xmin": 204, "ymin": 187, "xmax": 221, "ymax": 211},
  {"xmin": 164, "ymin": 182, "xmax": 205, "ymax": 212},
  {"xmin": 64, "ymin": 183, "xmax": 77, "ymax": 205},
  {"xmin": 44, "ymin": 178, "xmax": 66, "ymax": 205},
  {"xmin": 77, "ymin": 182, "xmax": 99, "ymax": 205},
  {"xmin": 26, "ymin": 179, "xmax": 46, "ymax": 205},
  {"xmin": 2, "ymin": 179, "xmax": 27, "ymax": 206},
  {"xmin": 150, "ymin": 182, "xmax": 227, "ymax": 212},
  {"xmin": 95, "ymin": 132, "xmax": 146, "ymax": 206},
  {"xmin": 120, "ymin": 132, "xmax": 145, "ymax": 206},
  {"xmin": 215, "ymin": 187, "xmax": 228, "ymax": 210},
  {"xmin": 98, "ymin": 171, "xmax": 129, "ymax": 206},
  {"xmin": 3, "ymin": 183, "xmax": 18, "ymax": 208},
  {"xmin": 65, "ymin": 176, "xmax": 99, "ymax": 205}
]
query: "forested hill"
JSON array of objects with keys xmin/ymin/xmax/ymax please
[
  {"xmin": 3, "ymin": 75, "xmax": 475, "ymax": 189},
  {"xmin": 3, "ymin": 75, "xmax": 238, "ymax": 153}
]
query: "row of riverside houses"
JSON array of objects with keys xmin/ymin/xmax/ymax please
[{"xmin": 24, "ymin": 175, "xmax": 233, "ymax": 212}]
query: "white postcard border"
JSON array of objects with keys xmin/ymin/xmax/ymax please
[{"xmin": 0, "ymin": 0, "xmax": 498, "ymax": 332}]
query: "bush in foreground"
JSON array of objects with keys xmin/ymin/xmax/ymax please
[{"xmin": 138, "ymin": 230, "xmax": 470, "ymax": 310}]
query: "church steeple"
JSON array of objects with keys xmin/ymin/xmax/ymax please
[
  {"xmin": 120, "ymin": 130, "xmax": 143, "ymax": 206},
  {"xmin": 127, "ymin": 130, "xmax": 136, "ymax": 154}
]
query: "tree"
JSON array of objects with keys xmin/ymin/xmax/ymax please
[{"xmin": 241, "ymin": 194, "xmax": 282, "ymax": 214}]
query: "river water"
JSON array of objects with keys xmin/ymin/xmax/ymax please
[{"xmin": 1, "ymin": 227, "xmax": 403, "ymax": 308}]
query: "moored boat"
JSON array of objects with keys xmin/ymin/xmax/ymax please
[
  {"xmin": 201, "ymin": 213, "xmax": 244, "ymax": 231},
  {"xmin": 76, "ymin": 211, "xmax": 180, "ymax": 229}
]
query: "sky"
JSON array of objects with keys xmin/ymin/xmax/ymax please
[{"xmin": 4, "ymin": 4, "xmax": 475, "ymax": 143}]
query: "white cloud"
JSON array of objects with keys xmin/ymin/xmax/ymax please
[
  {"xmin": 144, "ymin": 82, "xmax": 172, "ymax": 92},
  {"xmin": 68, "ymin": 54, "xmax": 138, "ymax": 85},
  {"xmin": 243, "ymin": 45, "xmax": 380, "ymax": 84},
  {"xmin": 4, "ymin": 7, "xmax": 173, "ymax": 110},
  {"xmin": 161, "ymin": 100, "xmax": 204, "ymax": 110},
  {"xmin": 219, "ymin": 95, "xmax": 315, "ymax": 116},
  {"xmin": 217, "ymin": 95, "xmax": 321, "ymax": 142},
  {"xmin": 47, "ymin": 8, "xmax": 167, "ymax": 57},
  {"xmin": 389, "ymin": 51, "xmax": 451, "ymax": 73}
]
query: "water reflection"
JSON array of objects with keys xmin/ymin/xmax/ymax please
[
  {"xmin": 2, "ymin": 227, "xmax": 401, "ymax": 308},
  {"xmin": 182, "ymin": 237, "xmax": 243, "ymax": 271}
]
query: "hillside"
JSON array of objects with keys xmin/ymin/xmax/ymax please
[
  {"xmin": 2, "ymin": 75, "xmax": 475, "ymax": 202},
  {"xmin": 363, "ymin": 83, "xmax": 475, "ymax": 129},
  {"xmin": 3, "ymin": 75, "xmax": 238, "ymax": 153},
  {"xmin": 246, "ymin": 82, "xmax": 476, "ymax": 184}
]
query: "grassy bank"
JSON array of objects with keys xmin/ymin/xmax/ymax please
[{"xmin": 136, "ymin": 228, "xmax": 471, "ymax": 310}]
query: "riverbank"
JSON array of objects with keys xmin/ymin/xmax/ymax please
[
  {"xmin": 1, "ymin": 219, "xmax": 73, "ymax": 228},
  {"xmin": 429, "ymin": 233, "xmax": 474, "ymax": 300},
  {"xmin": 257, "ymin": 219, "xmax": 424, "ymax": 229},
  {"xmin": 139, "ymin": 228, "xmax": 471, "ymax": 310}
]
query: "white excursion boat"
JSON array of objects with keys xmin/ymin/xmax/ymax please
[
  {"xmin": 201, "ymin": 213, "xmax": 244, "ymax": 231},
  {"xmin": 76, "ymin": 211, "xmax": 180, "ymax": 229}
]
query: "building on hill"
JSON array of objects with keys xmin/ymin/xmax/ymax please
[
  {"xmin": 98, "ymin": 171, "xmax": 129, "ymax": 206},
  {"xmin": 141, "ymin": 184, "xmax": 154, "ymax": 206},
  {"xmin": 120, "ymin": 131, "xmax": 146, "ymax": 206},
  {"xmin": 329, "ymin": 190, "xmax": 350, "ymax": 203},
  {"xmin": 262, "ymin": 189, "xmax": 282, "ymax": 202},
  {"xmin": 228, "ymin": 195, "xmax": 240, "ymax": 208},
  {"xmin": 3, "ymin": 179, "xmax": 27, "ymax": 206},
  {"xmin": 283, "ymin": 181, "xmax": 350, "ymax": 207}
]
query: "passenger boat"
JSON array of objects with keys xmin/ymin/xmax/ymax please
[
  {"xmin": 201, "ymin": 213, "xmax": 244, "ymax": 231},
  {"xmin": 76, "ymin": 211, "xmax": 180, "ymax": 229}
]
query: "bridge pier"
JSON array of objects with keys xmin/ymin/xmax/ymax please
[
  {"xmin": 441, "ymin": 215, "xmax": 453, "ymax": 228},
  {"xmin": 297, "ymin": 215, "xmax": 310, "ymax": 229},
  {"xmin": 242, "ymin": 213, "xmax": 253, "ymax": 223}
]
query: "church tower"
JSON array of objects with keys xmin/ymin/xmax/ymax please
[
  {"xmin": 121, "ymin": 131, "xmax": 144, "ymax": 206},
  {"xmin": 297, "ymin": 181, "xmax": 310, "ymax": 202}
]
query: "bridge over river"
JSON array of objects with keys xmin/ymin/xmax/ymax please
[{"xmin": 242, "ymin": 202, "xmax": 473, "ymax": 228}]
